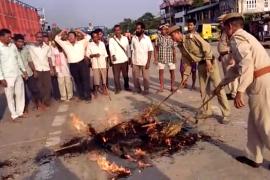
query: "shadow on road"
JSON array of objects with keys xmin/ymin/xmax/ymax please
[
  {"xmin": 205, "ymin": 135, "xmax": 270, "ymax": 171},
  {"xmin": 28, "ymin": 148, "xmax": 80, "ymax": 180}
]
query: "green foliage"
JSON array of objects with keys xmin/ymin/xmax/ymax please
[
  {"xmin": 193, "ymin": 0, "xmax": 205, "ymax": 7},
  {"xmin": 115, "ymin": 12, "xmax": 160, "ymax": 33}
]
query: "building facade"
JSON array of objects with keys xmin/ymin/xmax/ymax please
[
  {"xmin": 160, "ymin": 0, "xmax": 220, "ymax": 27},
  {"xmin": 219, "ymin": 0, "xmax": 270, "ymax": 14},
  {"xmin": 185, "ymin": 1, "xmax": 220, "ymax": 24},
  {"xmin": 160, "ymin": 0, "xmax": 192, "ymax": 27}
]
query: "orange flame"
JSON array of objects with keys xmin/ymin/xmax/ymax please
[
  {"xmin": 70, "ymin": 113, "xmax": 88, "ymax": 134},
  {"xmin": 134, "ymin": 148, "xmax": 146, "ymax": 157},
  {"xmin": 96, "ymin": 156, "xmax": 131, "ymax": 176}
]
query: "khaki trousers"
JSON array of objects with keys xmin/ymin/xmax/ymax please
[
  {"xmin": 93, "ymin": 68, "xmax": 107, "ymax": 85},
  {"xmin": 198, "ymin": 60, "xmax": 231, "ymax": 117},
  {"xmin": 246, "ymin": 74, "xmax": 270, "ymax": 163},
  {"xmin": 58, "ymin": 76, "xmax": 73, "ymax": 101},
  {"xmin": 221, "ymin": 54, "xmax": 239, "ymax": 97},
  {"xmin": 132, "ymin": 65, "xmax": 149, "ymax": 93}
]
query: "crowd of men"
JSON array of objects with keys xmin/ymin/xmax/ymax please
[
  {"xmin": 0, "ymin": 22, "xmax": 154, "ymax": 120},
  {"xmin": 0, "ymin": 12, "xmax": 270, "ymax": 169}
]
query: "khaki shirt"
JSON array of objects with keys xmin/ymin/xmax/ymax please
[
  {"xmin": 218, "ymin": 32, "xmax": 230, "ymax": 53},
  {"xmin": 178, "ymin": 32, "xmax": 213, "ymax": 75},
  {"xmin": 227, "ymin": 29, "xmax": 270, "ymax": 93}
]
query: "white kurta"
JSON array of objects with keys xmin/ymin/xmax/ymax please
[{"xmin": 229, "ymin": 29, "xmax": 270, "ymax": 164}]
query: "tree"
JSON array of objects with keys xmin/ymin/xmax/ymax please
[
  {"xmin": 138, "ymin": 12, "xmax": 161, "ymax": 30},
  {"xmin": 193, "ymin": 0, "xmax": 205, "ymax": 7},
  {"xmin": 119, "ymin": 18, "xmax": 136, "ymax": 33},
  {"xmin": 114, "ymin": 12, "xmax": 160, "ymax": 33}
]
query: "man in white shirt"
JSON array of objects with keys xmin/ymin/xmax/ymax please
[
  {"xmin": 131, "ymin": 22, "xmax": 154, "ymax": 94},
  {"xmin": 55, "ymin": 29, "xmax": 91, "ymax": 102},
  {"xmin": 43, "ymin": 32, "xmax": 61, "ymax": 101},
  {"xmin": 14, "ymin": 34, "xmax": 41, "ymax": 112},
  {"xmin": 109, "ymin": 25, "xmax": 131, "ymax": 94},
  {"xmin": 28, "ymin": 32, "xmax": 54, "ymax": 107},
  {"xmin": 0, "ymin": 29, "xmax": 27, "ymax": 120},
  {"xmin": 86, "ymin": 31, "xmax": 108, "ymax": 96}
]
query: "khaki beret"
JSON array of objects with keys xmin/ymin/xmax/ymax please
[
  {"xmin": 168, "ymin": 25, "xmax": 180, "ymax": 35},
  {"xmin": 218, "ymin": 14, "xmax": 227, "ymax": 22},
  {"xmin": 223, "ymin": 13, "xmax": 243, "ymax": 23}
]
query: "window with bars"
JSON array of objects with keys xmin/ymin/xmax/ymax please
[
  {"xmin": 265, "ymin": 0, "xmax": 269, "ymax": 8},
  {"xmin": 246, "ymin": 0, "xmax": 256, "ymax": 10}
]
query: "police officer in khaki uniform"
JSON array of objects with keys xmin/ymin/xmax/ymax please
[
  {"xmin": 218, "ymin": 14, "xmax": 239, "ymax": 100},
  {"xmin": 168, "ymin": 25, "xmax": 231, "ymax": 124},
  {"xmin": 220, "ymin": 13, "xmax": 270, "ymax": 168}
]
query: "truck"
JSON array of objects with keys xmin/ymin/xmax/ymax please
[{"xmin": 0, "ymin": 0, "xmax": 41, "ymax": 42}]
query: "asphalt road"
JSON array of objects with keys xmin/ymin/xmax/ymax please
[{"xmin": 0, "ymin": 43, "xmax": 270, "ymax": 180}]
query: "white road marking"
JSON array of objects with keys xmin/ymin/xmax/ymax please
[
  {"xmin": 52, "ymin": 115, "xmax": 67, "ymax": 127},
  {"xmin": 232, "ymin": 121, "xmax": 247, "ymax": 128},
  {"xmin": 45, "ymin": 104, "xmax": 70, "ymax": 148},
  {"xmin": 45, "ymin": 136, "xmax": 61, "ymax": 147},
  {"xmin": 49, "ymin": 131, "xmax": 62, "ymax": 136},
  {"xmin": 57, "ymin": 104, "xmax": 69, "ymax": 113}
]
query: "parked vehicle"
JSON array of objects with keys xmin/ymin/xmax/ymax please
[
  {"xmin": 0, "ymin": 0, "xmax": 41, "ymax": 42},
  {"xmin": 145, "ymin": 29, "xmax": 158, "ymax": 42},
  {"xmin": 197, "ymin": 23, "xmax": 221, "ymax": 42}
]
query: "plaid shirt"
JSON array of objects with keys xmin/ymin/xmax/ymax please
[{"xmin": 156, "ymin": 34, "xmax": 174, "ymax": 64}]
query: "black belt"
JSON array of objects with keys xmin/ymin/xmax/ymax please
[
  {"xmin": 198, "ymin": 60, "xmax": 206, "ymax": 65},
  {"xmin": 220, "ymin": 51, "xmax": 229, "ymax": 56}
]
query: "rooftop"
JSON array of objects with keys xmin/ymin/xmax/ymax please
[{"xmin": 160, "ymin": 0, "xmax": 193, "ymax": 9}]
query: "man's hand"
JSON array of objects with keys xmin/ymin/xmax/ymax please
[
  {"xmin": 112, "ymin": 55, "xmax": 116, "ymax": 62},
  {"xmin": 50, "ymin": 69, "xmax": 55, "ymax": 76},
  {"xmin": 214, "ymin": 84, "xmax": 223, "ymax": 95},
  {"xmin": 0, "ymin": 80, "xmax": 7, "ymax": 87},
  {"xmin": 206, "ymin": 60, "xmax": 213, "ymax": 72},
  {"xmin": 145, "ymin": 61, "xmax": 150, "ymax": 69},
  {"xmin": 180, "ymin": 75, "xmax": 189, "ymax": 87},
  {"xmin": 234, "ymin": 92, "xmax": 245, "ymax": 109},
  {"xmin": 33, "ymin": 71, "xmax": 38, "ymax": 78},
  {"xmin": 218, "ymin": 56, "xmax": 223, "ymax": 62},
  {"xmin": 128, "ymin": 58, "xmax": 132, "ymax": 65},
  {"xmin": 22, "ymin": 71, "xmax": 28, "ymax": 80},
  {"xmin": 228, "ymin": 59, "xmax": 235, "ymax": 66},
  {"xmin": 154, "ymin": 59, "xmax": 158, "ymax": 65},
  {"xmin": 95, "ymin": 54, "xmax": 100, "ymax": 58}
]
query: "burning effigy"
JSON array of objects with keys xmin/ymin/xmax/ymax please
[{"xmin": 55, "ymin": 107, "xmax": 210, "ymax": 179}]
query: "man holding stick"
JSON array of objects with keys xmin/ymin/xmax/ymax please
[
  {"xmin": 86, "ymin": 31, "xmax": 108, "ymax": 97},
  {"xmin": 218, "ymin": 13, "xmax": 270, "ymax": 168},
  {"xmin": 168, "ymin": 25, "xmax": 231, "ymax": 124}
]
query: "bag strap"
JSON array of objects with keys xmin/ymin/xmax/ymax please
[{"xmin": 113, "ymin": 36, "xmax": 128, "ymax": 57}]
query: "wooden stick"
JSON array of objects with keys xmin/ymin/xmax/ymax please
[
  {"xmin": 54, "ymin": 142, "xmax": 82, "ymax": 153},
  {"xmin": 97, "ymin": 57, "xmax": 112, "ymax": 101}
]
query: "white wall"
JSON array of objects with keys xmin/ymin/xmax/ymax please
[{"xmin": 175, "ymin": 11, "xmax": 186, "ymax": 27}]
